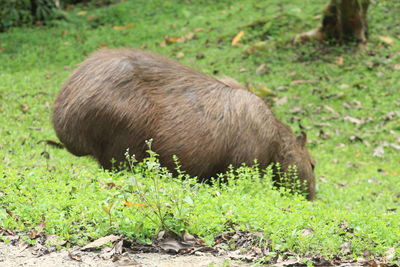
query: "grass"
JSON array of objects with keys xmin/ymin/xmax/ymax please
[{"xmin": 0, "ymin": 0, "xmax": 399, "ymax": 264}]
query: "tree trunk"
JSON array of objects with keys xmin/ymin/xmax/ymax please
[{"xmin": 294, "ymin": 0, "xmax": 370, "ymax": 47}]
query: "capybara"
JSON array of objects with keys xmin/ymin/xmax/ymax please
[{"xmin": 52, "ymin": 49, "xmax": 316, "ymax": 200}]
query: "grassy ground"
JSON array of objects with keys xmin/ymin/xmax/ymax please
[{"xmin": 0, "ymin": 0, "xmax": 399, "ymax": 264}]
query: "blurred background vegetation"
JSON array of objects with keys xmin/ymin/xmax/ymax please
[{"xmin": 0, "ymin": 0, "xmax": 121, "ymax": 31}]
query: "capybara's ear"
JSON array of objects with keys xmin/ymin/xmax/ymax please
[{"xmin": 296, "ymin": 131, "xmax": 307, "ymax": 147}]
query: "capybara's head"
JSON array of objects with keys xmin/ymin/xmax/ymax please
[{"xmin": 276, "ymin": 132, "xmax": 316, "ymax": 201}]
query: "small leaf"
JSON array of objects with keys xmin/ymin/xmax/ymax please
[
  {"xmin": 113, "ymin": 23, "xmax": 134, "ymax": 30},
  {"xmin": 77, "ymin": 11, "xmax": 87, "ymax": 16},
  {"xmin": 232, "ymin": 31, "xmax": 245, "ymax": 46},
  {"xmin": 378, "ymin": 36, "xmax": 394, "ymax": 45},
  {"xmin": 336, "ymin": 56, "xmax": 344, "ymax": 65},
  {"xmin": 165, "ymin": 36, "xmax": 180, "ymax": 44}
]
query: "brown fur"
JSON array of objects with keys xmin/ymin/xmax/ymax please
[{"xmin": 52, "ymin": 49, "xmax": 316, "ymax": 200}]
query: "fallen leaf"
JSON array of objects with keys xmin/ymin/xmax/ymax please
[
  {"xmin": 81, "ymin": 235, "xmax": 122, "ymax": 251},
  {"xmin": 301, "ymin": 227, "xmax": 314, "ymax": 237},
  {"xmin": 232, "ymin": 31, "xmax": 245, "ymax": 46},
  {"xmin": 194, "ymin": 27, "xmax": 203, "ymax": 32},
  {"xmin": 5, "ymin": 209, "xmax": 20, "ymax": 220},
  {"xmin": 123, "ymin": 201, "xmax": 132, "ymax": 207},
  {"xmin": 29, "ymin": 229, "xmax": 42, "ymax": 239},
  {"xmin": 77, "ymin": 11, "xmax": 87, "ymax": 16},
  {"xmin": 196, "ymin": 53, "xmax": 205, "ymax": 59},
  {"xmin": 255, "ymin": 64, "xmax": 268, "ymax": 75},
  {"xmin": 243, "ymin": 41, "xmax": 267, "ymax": 54},
  {"xmin": 290, "ymin": 80, "xmax": 313, "ymax": 85},
  {"xmin": 87, "ymin": 14, "xmax": 97, "ymax": 21},
  {"xmin": 113, "ymin": 24, "xmax": 134, "ymax": 30},
  {"xmin": 45, "ymin": 235, "xmax": 67, "ymax": 246},
  {"xmin": 68, "ymin": 251, "xmax": 82, "ymax": 261},
  {"xmin": 349, "ymin": 136, "xmax": 363, "ymax": 143},
  {"xmin": 341, "ymin": 242, "xmax": 352, "ymax": 254},
  {"xmin": 344, "ymin": 116, "xmax": 363, "ymax": 126},
  {"xmin": 0, "ymin": 47, "xmax": 5, "ymax": 53},
  {"xmin": 320, "ymin": 176, "xmax": 328, "ymax": 183},
  {"xmin": 289, "ymin": 107, "xmax": 305, "ymax": 114},
  {"xmin": 116, "ymin": 258, "xmax": 141, "ymax": 266},
  {"xmin": 389, "ymin": 143, "xmax": 400, "ymax": 151},
  {"xmin": 184, "ymin": 32, "xmax": 195, "ymax": 41},
  {"xmin": 385, "ymin": 247, "xmax": 395, "ymax": 261},
  {"xmin": 165, "ymin": 36, "xmax": 180, "ymax": 44},
  {"xmin": 20, "ymin": 104, "xmax": 29, "ymax": 112},
  {"xmin": 378, "ymin": 36, "xmax": 394, "ymax": 45},
  {"xmin": 176, "ymin": 52, "xmax": 185, "ymax": 58},
  {"xmin": 323, "ymin": 105, "xmax": 339, "ymax": 116},
  {"xmin": 336, "ymin": 56, "xmax": 344, "ymax": 65},
  {"xmin": 318, "ymin": 129, "xmax": 331, "ymax": 140},
  {"xmin": 275, "ymin": 96, "xmax": 288, "ymax": 106},
  {"xmin": 393, "ymin": 64, "xmax": 400, "ymax": 71},
  {"xmin": 99, "ymin": 42, "xmax": 108, "ymax": 48},
  {"xmin": 372, "ymin": 146, "xmax": 384, "ymax": 158}
]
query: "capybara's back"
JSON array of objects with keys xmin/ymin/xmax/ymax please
[{"xmin": 53, "ymin": 49, "xmax": 316, "ymax": 200}]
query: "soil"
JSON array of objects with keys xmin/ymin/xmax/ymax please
[{"xmin": 0, "ymin": 242, "xmax": 249, "ymax": 267}]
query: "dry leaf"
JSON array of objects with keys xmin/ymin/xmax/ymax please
[
  {"xmin": 113, "ymin": 24, "xmax": 134, "ymax": 30},
  {"xmin": 344, "ymin": 116, "xmax": 363, "ymax": 125},
  {"xmin": 176, "ymin": 52, "xmax": 185, "ymax": 58},
  {"xmin": 81, "ymin": 235, "xmax": 122, "ymax": 251},
  {"xmin": 68, "ymin": 251, "xmax": 82, "ymax": 261},
  {"xmin": 123, "ymin": 201, "xmax": 133, "ymax": 207},
  {"xmin": 165, "ymin": 36, "xmax": 180, "ymax": 44},
  {"xmin": 385, "ymin": 247, "xmax": 395, "ymax": 261},
  {"xmin": 336, "ymin": 56, "xmax": 344, "ymax": 65},
  {"xmin": 378, "ymin": 36, "xmax": 394, "ymax": 45},
  {"xmin": 29, "ymin": 229, "xmax": 42, "ymax": 239},
  {"xmin": 301, "ymin": 227, "xmax": 314, "ymax": 237},
  {"xmin": 290, "ymin": 80, "xmax": 313, "ymax": 85},
  {"xmin": 20, "ymin": 104, "xmax": 29, "ymax": 112},
  {"xmin": 275, "ymin": 96, "xmax": 288, "ymax": 106},
  {"xmin": 87, "ymin": 14, "xmax": 97, "ymax": 21},
  {"xmin": 393, "ymin": 64, "xmax": 400, "ymax": 70},
  {"xmin": 373, "ymin": 146, "xmax": 384, "ymax": 158},
  {"xmin": 341, "ymin": 242, "xmax": 351, "ymax": 254},
  {"xmin": 232, "ymin": 31, "xmax": 245, "ymax": 46},
  {"xmin": 45, "ymin": 235, "xmax": 67, "ymax": 246},
  {"xmin": 323, "ymin": 105, "xmax": 339, "ymax": 116},
  {"xmin": 0, "ymin": 47, "xmax": 5, "ymax": 53},
  {"xmin": 77, "ymin": 11, "xmax": 87, "ymax": 16},
  {"xmin": 318, "ymin": 129, "xmax": 331, "ymax": 140},
  {"xmin": 289, "ymin": 107, "xmax": 305, "ymax": 114},
  {"xmin": 196, "ymin": 53, "xmax": 205, "ymax": 59}
]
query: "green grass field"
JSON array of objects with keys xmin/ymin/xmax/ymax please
[{"xmin": 0, "ymin": 0, "xmax": 399, "ymax": 264}]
